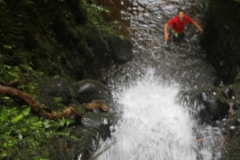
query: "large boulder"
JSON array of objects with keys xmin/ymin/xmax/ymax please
[
  {"xmin": 106, "ymin": 35, "xmax": 133, "ymax": 63},
  {"xmin": 80, "ymin": 115, "xmax": 111, "ymax": 140},
  {"xmin": 74, "ymin": 79, "xmax": 112, "ymax": 103},
  {"xmin": 74, "ymin": 101, "xmax": 118, "ymax": 141},
  {"xmin": 198, "ymin": 92, "xmax": 230, "ymax": 124}
]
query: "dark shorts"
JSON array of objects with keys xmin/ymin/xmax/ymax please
[{"xmin": 170, "ymin": 29, "xmax": 185, "ymax": 41}]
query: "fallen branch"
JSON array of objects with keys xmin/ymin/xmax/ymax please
[{"xmin": 0, "ymin": 84, "xmax": 81, "ymax": 119}]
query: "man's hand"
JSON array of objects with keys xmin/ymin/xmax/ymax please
[
  {"xmin": 199, "ymin": 27, "xmax": 203, "ymax": 34},
  {"xmin": 164, "ymin": 33, "xmax": 169, "ymax": 41},
  {"xmin": 193, "ymin": 21, "xmax": 203, "ymax": 34},
  {"xmin": 164, "ymin": 23, "xmax": 169, "ymax": 41}
]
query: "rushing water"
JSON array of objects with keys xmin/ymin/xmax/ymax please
[{"xmin": 94, "ymin": 0, "xmax": 224, "ymax": 159}]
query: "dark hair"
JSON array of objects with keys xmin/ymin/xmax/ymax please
[{"xmin": 177, "ymin": 9, "xmax": 185, "ymax": 14}]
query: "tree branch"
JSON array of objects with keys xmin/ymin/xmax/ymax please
[{"xmin": 0, "ymin": 84, "xmax": 81, "ymax": 119}]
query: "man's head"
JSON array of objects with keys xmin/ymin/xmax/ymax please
[{"xmin": 177, "ymin": 9, "xmax": 185, "ymax": 21}]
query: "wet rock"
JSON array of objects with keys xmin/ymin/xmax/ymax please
[
  {"xmin": 200, "ymin": 0, "xmax": 240, "ymax": 84},
  {"xmin": 234, "ymin": 73, "xmax": 240, "ymax": 83},
  {"xmin": 232, "ymin": 102, "xmax": 239, "ymax": 110},
  {"xmin": 106, "ymin": 35, "xmax": 133, "ymax": 63},
  {"xmin": 213, "ymin": 78, "xmax": 222, "ymax": 87},
  {"xmin": 74, "ymin": 79, "xmax": 112, "ymax": 103},
  {"xmin": 199, "ymin": 92, "xmax": 230, "ymax": 124},
  {"xmin": 38, "ymin": 78, "xmax": 73, "ymax": 109},
  {"xmin": 80, "ymin": 116, "xmax": 111, "ymax": 140},
  {"xmin": 222, "ymin": 87, "xmax": 234, "ymax": 99},
  {"xmin": 74, "ymin": 150, "xmax": 92, "ymax": 160}
]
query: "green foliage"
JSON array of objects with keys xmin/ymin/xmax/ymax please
[
  {"xmin": 83, "ymin": 1, "xmax": 118, "ymax": 35},
  {"xmin": 0, "ymin": 0, "xmax": 120, "ymax": 158},
  {"xmin": 53, "ymin": 97, "xmax": 64, "ymax": 108},
  {"xmin": 0, "ymin": 63, "xmax": 41, "ymax": 100},
  {"xmin": 0, "ymin": 0, "xmax": 115, "ymax": 81},
  {"xmin": 0, "ymin": 65, "xmax": 20, "ymax": 82},
  {"xmin": 2, "ymin": 44, "xmax": 13, "ymax": 49},
  {"xmin": 0, "ymin": 104, "xmax": 74, "ymax": 159}
]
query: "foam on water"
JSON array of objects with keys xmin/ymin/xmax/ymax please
[
  {"xmin": 92, "ymin": 0, "xmax": 224, "ymax": 159},
  {"xmin": 95, "ymin": 71, "xmax": 222, "ymax": 160}
]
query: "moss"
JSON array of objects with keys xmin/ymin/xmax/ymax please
[
  {"xmin": 0, "ymin": 0, "xmax": 115, "ymax": 82},
  {"xmin": 0, "ymin": 0, "xmax": 123, "ymax": 159}
]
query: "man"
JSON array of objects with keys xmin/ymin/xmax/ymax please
[{"xmin": 164, "ymin": 9, "xmax": 203, "ymax": 41}]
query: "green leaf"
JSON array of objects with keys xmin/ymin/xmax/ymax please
[
  {"xmin": 21, "ymin": 107, "xmax": 31, "ymax": 116},
  {"xmin": 9, "ymin": 72, "xmax": 19, "ymax": 78},
  {"xmin": 3, "ymin": 44, "xmax": 12, "ymax": 49},
  {"xmin": 31, "ymin": 121, "xmax": 42, "ymax": 127},
  {"xmin": 0, "ymin": 108, "xmax": 8, "ymax": 122},
  {"xmin": 65, "ymin": 119, "xmax": 72, "ymax": 126},
  {"xmin": 1, "ymin": 96, "xmax": 11, "ymax": 100},
  {"xmin": 59, "ymin": 118, "xmax": 65, "ymax": 126},
  {"xmin": 11, "ymin": 115, "xmax": 23, "ymax": 123}
]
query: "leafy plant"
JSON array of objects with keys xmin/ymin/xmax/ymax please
[
  {"xmin": 0, "ymin": 103, "xmax": 73, "ymax": 159},
  {"xmin": 0, "ymin": 65, "xmax": 20, "ymax": 82},
  {"xmin": 82, "ymin": 0, "xmax": 118, "ymax": 35}
]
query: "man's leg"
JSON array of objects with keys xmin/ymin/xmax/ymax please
[
  {"xmin": 170, "ymin": 29, "xmax": 178, "ymax": 42},
  {"xmin": 178, "ymin": 31, "xmax": 185, "ymax": 40}
]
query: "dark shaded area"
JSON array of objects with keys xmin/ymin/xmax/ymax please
[
  {"xmin": 201, "ymin": 2, "xmax": 240, "ymax": 158},
  {"xmin": 199, "ymin": 92, "xmax": 230, "ymax": 124},
  {"xmin": 201, "ymin": 0, "xmax": 240, "ymax": 84},
  {"xmin": 0, "ymin": 0, "xmax": 131, "ymax": 159},
  {"xmin": 0, "ymin": 0, "xmax": 112, "ymax": 82}
]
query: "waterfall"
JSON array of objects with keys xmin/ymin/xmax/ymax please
[
  {"xmin": 92, "ymin": 0, "xmax": 224, "ymax": 159},
  {"xmin": 94, "ymin": 70, "xmax": 223, "ymax": 160}
]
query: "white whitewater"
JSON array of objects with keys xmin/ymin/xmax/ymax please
[
  {"xmin": 92, "ymin": 0, "xmax": 224, "ymax": 159},
  {"xmin": 95, "ymin": 71, "xmax": 222, "ymax": 160}
]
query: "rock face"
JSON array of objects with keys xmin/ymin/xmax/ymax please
[
  {"xmin": 199, "ymin": 92, "xmax": 230, "ymax": 124},
  {"xmin": 80, "ymin": 116, "xmax": 111, "ymax": 140},
  {"xmin": 201, "ymin": 0, "xmax": 240, "ymax": 84},
  {"xmin": 201, "ymin": 2, "xmax": 240, "ymax": 159},
  {"xmin": 106, "ymin": 35, "xmax": 133, "ymax": 63},
  {"xmin": 74, "ymin": 79, "xmax": 112, "ymax": 103}
]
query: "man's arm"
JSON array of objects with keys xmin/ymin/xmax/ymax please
[
  {"xmin": 192, "ymin": 21, "xmax": 203, "ymax": 33},
  {"xmin": 164, "ymin": 23, "xmax": 169, "ymax": 41}
]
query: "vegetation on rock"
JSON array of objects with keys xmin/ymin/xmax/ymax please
[{"xmin": 0, "ymin": 0, "xmax": 121, "ymax": 159}]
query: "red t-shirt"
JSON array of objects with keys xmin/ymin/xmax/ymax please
[{"xmin": 167, "ymin": 15, "xmax": 194, "ymax": 33}]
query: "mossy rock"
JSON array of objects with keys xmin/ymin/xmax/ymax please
[
  {"xmin": 105, "ymin": 35, "xmax": 133, "ymax": 63},
  {"xmin": 74, "ymin": 79, "xmax": 112, "ymax": 103}
]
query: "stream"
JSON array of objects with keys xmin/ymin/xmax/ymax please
[{"xmin": 94, "ymin": 0, "xmax": 224, "ymax": 159}]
